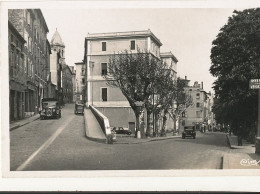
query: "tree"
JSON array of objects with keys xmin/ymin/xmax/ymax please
[
  {"xmin": 210, "ymin": 8, "xmax": 260, "ymax": 145},
  {"xmin": 144, "ymin": 62, "xmax": 176, "ymax": 137},
  {"xmin": 105, "ymin": 49, "xmax": 163, "ymax": 138},
  {"xmin": 168, "ymin": 77, "xmax": 193, "ymax": 133}
]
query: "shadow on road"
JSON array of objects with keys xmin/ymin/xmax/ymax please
[{"xmin": 174, "ymin": 132, "xmax": 229, "ymax": 148}]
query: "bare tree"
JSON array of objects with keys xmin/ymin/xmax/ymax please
[
  {"xmin": 105, "ymin": 49, "xmax": 162, "ymax": 138},
  {"xmin": 169, "ymin": 77, "xmax": 193, "ymax": 134}
]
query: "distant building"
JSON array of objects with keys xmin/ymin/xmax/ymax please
[
  {"xmin": 69, "ymin": 66, "xmax": 77, "ymax": 102},
  {"xmin": 84, "ymin": 29, "xmax": 162, "ymax": 129},
  {"xmin": 50, "ymin": 29, "xmax": 73, "ymax": 105},
  {"xmin": 8, "ymin": 9, "xmax": 50, "ymax": 119},
  {"xmin": 183, "ymin": 81, "xmax": 215, "ymax": 131},
  {"xmin": 62, "ymin": 65, "xmax": 73, "ymax": 103},
  {"xmin": 75, "ymin": 62, "xmax": 85, "ymax": 102},
  {"xmin": 160, "ymin": 51, "xmax": 178, "ymax": 81}
]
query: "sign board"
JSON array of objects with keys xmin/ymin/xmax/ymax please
[{"xmin": 249, "ymin": 79, "xmax": 260, "ymax": 89}]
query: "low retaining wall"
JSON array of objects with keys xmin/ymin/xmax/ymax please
[{"xmin": 89, "ymin": 105, "xmax": 113, "ymax": 143}]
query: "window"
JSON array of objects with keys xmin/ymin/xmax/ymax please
[
  {"xmin": 196, "ymin": 111, "xmax": 201, "ymax": 118},
  {"xmin": 101, "ymin": 88, "xmax": 107, "ymax": 101},
  {"xmin": 196, "ymin": 93, "xmax": 200, "ymax": 99},
  {"xmin": 102, "ymin": 42, "xmax": 106, "ymax": 51},
  {"xmin": 82, "ymin": 78, "xmax": 85, "ymax": 85},
  {"xmin": 81, "ymin": 69, "xmax": 85, "ymax": 76},
  {"xmin": 130, "ymin": 40, "xmax": 135, "ymax": 50},
  {"xmin": 101, "ymin": 63, "xmax": 107, "ymax": 75},
  {"xmin": 196, "ymin": 103, "xmax": 200, "ymax": 108}
]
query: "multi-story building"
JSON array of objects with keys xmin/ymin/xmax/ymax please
[
  {"xmin": 75, "ymin": 62, "xmax": 85, "ymax": 102},
  {"xmin": 83, "ymin": 29, "xmax": 162, "ymax": 128},
  {"xmin": 62, "ymin": 64, "xmax": 73, "ymax": 103},
  {"xmin": 8, "ymin": 9, "xmax": 50, "ymax": 118},
  {"xmin": 69, "ymin": 66, "xmax": 77, "ymax": 102},
  {"xmin": 160, "ymin": 51, "xmax": 178, "ymax": 81},
  {"xmin": 8, "ymin": 21, "xmax": 27, "ymax": 121},
  {"xmin": 183, "ymin": 81, "xmax": 214, "ymax": 131}
]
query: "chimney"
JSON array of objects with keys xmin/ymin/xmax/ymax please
[
  {"xmin": 185, "ymin": 76, "xmax": 187, "ymax": 80},
  {"xmin": 201, "ymin": 82, "xmax": 204, "ymax": 89}
]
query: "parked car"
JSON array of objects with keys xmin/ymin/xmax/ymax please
[
  {"xmin": 40, "ymin": 98, "xmax": 61, "ymax": 120},
  {"xmin": 74, "ymin": 101, "xmax": 84, "ymax": 114},
  {"xmin": 112, "ymin": 127, "xmax": 132, "ymax": 135},
  {"xmin": 182, "ymin": 125, "xmax": 196, "ymax": 139}
]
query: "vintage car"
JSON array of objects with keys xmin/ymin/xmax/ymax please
[
  {"xmin": 182, "ymin": 125, "xmax": 196, "ymax": 139},
  {"xmin": 74, "ymin": 101, "xmax": 84, "ymax": 114},
  {"xmin": 40, "ymin": 98, "xmax": 61, "ymax": 120},
  {"xmin": 112, "ymin": 127, "xmax": 132, "ymax": 135}
]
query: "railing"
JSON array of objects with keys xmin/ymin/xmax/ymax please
[{"xmin": 89, "ymin": 105, "xmax": 111, "ymax": 136}]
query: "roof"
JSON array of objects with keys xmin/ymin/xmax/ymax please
[
  {"xmin": 160, "ymin": 51, "xmax": 178, "ymax": 62},
  {"xmin": 35, "ymin": 9, "xmax": 49, "ymax": 33},
  {"xmin": 51, "ymin": 29, "xmax": 64, "ymax": 46},
  {"xmin": 86, "ymin": 29, "xmax": 162, "ymax": 46}
]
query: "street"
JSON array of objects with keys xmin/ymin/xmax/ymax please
[{"xmin": 10, "ymin": 104, "xmax": 230, "ymax": 171}]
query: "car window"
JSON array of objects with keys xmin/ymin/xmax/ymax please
[{"xmin": 43, "ymin": 101, "xmax": 57, "ymax": 108}]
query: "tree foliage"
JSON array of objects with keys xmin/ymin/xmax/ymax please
[{"xmin": 210, "ymin": 8, "xmax": 260, "ymax": 141}]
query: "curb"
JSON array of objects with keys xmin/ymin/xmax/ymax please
[
  {"xmin": 10, "ymin": 117, "xmax": 40, "ymax": 131},
  {"xmin": 85, "ymin": 135, "xmax": 107, "ymax": 144},
  {"xmin": 114, "ymin": 135, "xmax": 181, "ymax": 144}
]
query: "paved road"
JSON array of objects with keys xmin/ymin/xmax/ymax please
[{"xmin": 10, "ymin": 104, "xmax": 230, "ymax": 170}]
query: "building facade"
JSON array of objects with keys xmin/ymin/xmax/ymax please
[
  {"xmin": 75, "ymin": 62, "xmax": 85, "ymax": 102},
  {"xmin": 83, "ymin": 29, "xmax": 163, "ymax": 128},
  {"xmin": 8, "ymin": 21, "xmax": 27, "ymax": 121},
  {"xmin": 69, "ymin": 66, "xmax": 77, "ymax": 102},
  {"xmin": 62, "ymin": 64, "xmax": 73, "ymax": 103},
  {"xmin": 183, "ymin": 81, "xmax": 215, "ymax": 131},
  {"xmin": 8, "ymin": 9, "xmax": 50, "ymax": 119}
]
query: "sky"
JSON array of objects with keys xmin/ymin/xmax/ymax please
[{"xmin": 41, "ymin": 7, "xmax": 236, "ymax": 93}]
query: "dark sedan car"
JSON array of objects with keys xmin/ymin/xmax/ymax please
[
  {"xmin": 182, "ymin": 125, "xmax": 196, "ymax": 139},
  {"xmin": 40, "ymin": 98, "xmax": 61, "ymax": 120},
  {"xmin": 74, "ymin": 101, "xmax": 84, "ymax": 114},
  {"xmin": 112, "ymin": 127, "xmax": 132, "ymax": 135}
]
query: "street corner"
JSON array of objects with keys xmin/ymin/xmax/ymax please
[{"xmin": 222, "ymin": 152, "xmax": 260, "ymax": 169}]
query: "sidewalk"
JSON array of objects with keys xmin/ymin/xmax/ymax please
[
  {"xmin": 114, "ymin": 132, "xmax": 181, "ymax": 144},
  {"xmin": 10, "ymin": 114, "xmax": 40, "ymax": 131},
  {"xmin": 223, "ymin": 134, "xmax": 260, "ymax": 169}
]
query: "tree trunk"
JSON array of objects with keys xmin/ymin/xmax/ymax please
[
  {"xmin": 173, "ymin": 114, "xmax": 177, "ymax": 135},
  {"xmin": 238, "ymin": 135, "xmax": 243, "ymax": 146},
  {"xmin": 154, "ymin": 111, "xmax": 160, "ymax": 137},
  {"xmin": 134, "ymin": 112, "xmax": 140, "ymax": 138},
  {"xmin": 146, "ymin": 110, "xmax": 152, "ymax": 137},
  {"xmin": 161, "ymin": 109, "xmax": 167, "ymax": 137}
]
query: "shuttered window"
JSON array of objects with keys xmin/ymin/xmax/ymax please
[{"xmin": 102, "ymin": 88, "xmax": 107, "ymax": 101}]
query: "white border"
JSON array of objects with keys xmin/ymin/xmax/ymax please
[{"xmin": 1, "ymin": 0, "xmax": 260, "ymax": 192}]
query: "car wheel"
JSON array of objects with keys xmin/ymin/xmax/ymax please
[
  {"xmin": 193, "ymin": 135, "xmax": 196, "ymax": 139},
  {"xmin": 40, "ymin": 116, "xmax": 43, "ymax": 120}
]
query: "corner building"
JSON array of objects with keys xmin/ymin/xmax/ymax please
[{"xmin": 84, "ymin": 30, "xmax": 162, "ymax": 128}]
